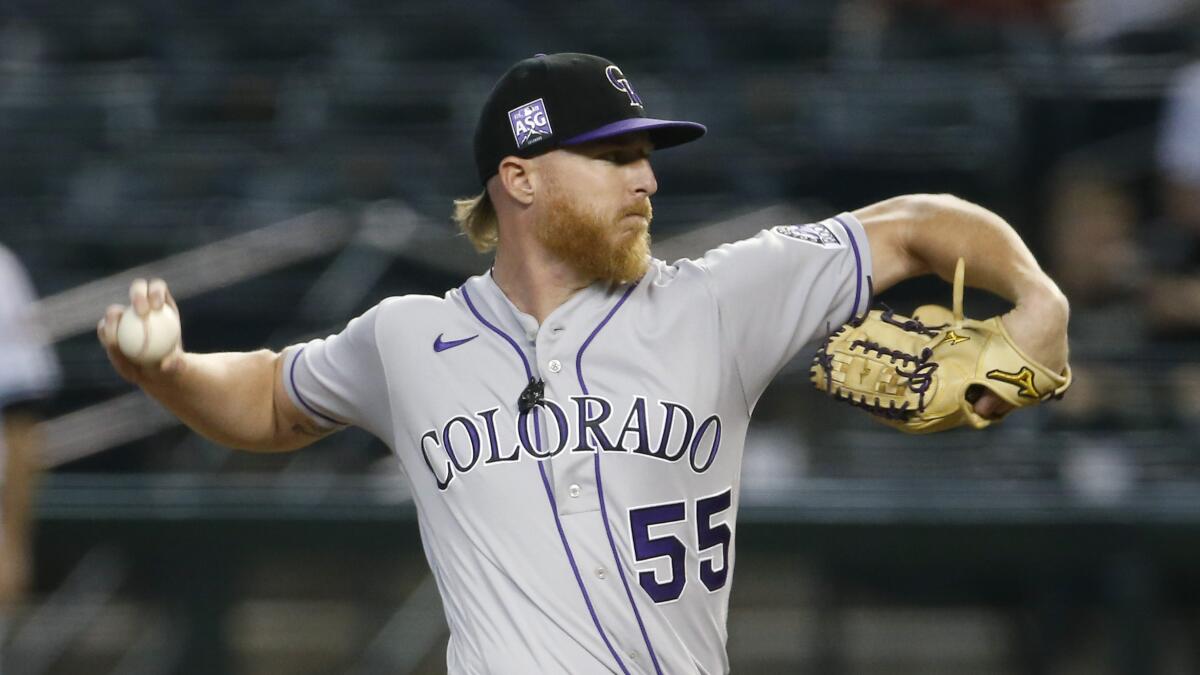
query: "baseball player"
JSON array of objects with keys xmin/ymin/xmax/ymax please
[
  {"xmin": 98, "ymin": 53, "xmax": 1069, "ymax": 673},
  {"xmin": 1, "ymin": 244, "xmax": 61, "ymax": 643}
]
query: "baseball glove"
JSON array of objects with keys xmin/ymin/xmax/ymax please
[{"xmin": 811, "ymin": 258, "xmax": 1071, "ymax": 433}]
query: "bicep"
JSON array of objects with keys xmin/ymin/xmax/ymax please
[{"xmin": 855, "ymin": 195, "xmax": 929, "ymax": 295}]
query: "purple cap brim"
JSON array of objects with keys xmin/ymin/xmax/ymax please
[{"xmin": 560, "ymin": 117, "xmax": 706, "ymax": 149}]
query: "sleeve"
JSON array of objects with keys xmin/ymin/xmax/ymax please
[
  {"xmin": 280, "ymin": 301, "xmax": 394, "ymax": 442},
  {"xmin": 701, "ymin": 212, "xmax": 873, "ymax": 408},
  {"xmin": 0, "ymin": 248, "xmax": 61, "ymax": 409}
]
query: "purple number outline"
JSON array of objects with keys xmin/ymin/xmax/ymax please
[
  {"xmin": 628, "ymin": 501, "xmax": 688, "ymax": 603},
  {"xmin": 697, "ymin": 488, "xmax": 732, "ymax": 592},
  {"xmin": 627, "ymin": 488, "xmax": 734, "ymax": 604}
]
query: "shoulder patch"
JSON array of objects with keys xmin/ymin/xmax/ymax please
[{"xmin": 772, "ymin": 222, "xmax": 844, "ymax": 248}]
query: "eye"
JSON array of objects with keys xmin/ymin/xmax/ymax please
[{"xmin": 604, "ymin": 150, "xmax": 644, "ymax": 164}]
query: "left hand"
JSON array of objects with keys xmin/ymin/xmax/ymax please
[{"xmin": 972, "ymin": 289, "xmax": 1070, "ymax": 419}]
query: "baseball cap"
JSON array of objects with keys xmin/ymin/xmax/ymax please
[{"xmin": 473, "ymin": 53, "xmax": 706, "ymax": 184}]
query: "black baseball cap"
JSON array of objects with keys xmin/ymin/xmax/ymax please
[{"xmin": 473, "ymin": 53, "xmax": 706, "ymax": 184}]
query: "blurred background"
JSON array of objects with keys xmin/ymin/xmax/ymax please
[{"xmin": 2, "ymin": 0, "xmax": 1200, "ymax": 673}]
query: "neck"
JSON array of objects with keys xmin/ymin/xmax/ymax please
[{"xmin": 491, "ymin": 240, "xmax": 594, "ymax": 324}]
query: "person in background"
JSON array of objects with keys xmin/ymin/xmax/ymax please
[
  {"xmin": 0, "ymin": 243, "xmax": 61, "ymax": 644},
  {"xmin": 1148, "ymin": 59, "xmax": 1200, "ymax": 337},
  {"xmin": 1147, "ymin": 58, "xmax": 1200, "ymax": 430}
]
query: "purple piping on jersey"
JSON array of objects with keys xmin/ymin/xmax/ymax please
[
  {"xmin": 833, "ymin": 215, "xmax": 869, "ymax": 321},
  {"xmin": 461, "ymin": 285, "xmax": 630, "ymax": 675},
  {"xmin": 288, "ymin": 347, "xmax": 345, "ymax": 426},
  {"xmin": 575, "ymin": 282, "xmax": 665, "ymax": 675}
]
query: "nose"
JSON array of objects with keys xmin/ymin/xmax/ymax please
[{"xmin": 632, "ymin": 158, "xmax": 657, "ymax": 198}]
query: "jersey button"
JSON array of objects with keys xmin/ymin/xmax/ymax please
[
  {"xmin": 568, "ymin": 484, "xmax": 581, "ymax": 498},
  {"xmin": 548, "ymin": 359, "xmax": 562, "ymax": 373},
  {"xmin": 628, "ymin": 650, "xmax": 640, "ymax": 661},
  {"xmin": 595, "ymin": 567, "xmax": 607, "ymax": 580}
]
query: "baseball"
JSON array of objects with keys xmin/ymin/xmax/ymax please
[{"xmin": 116, "ymin": 304, "xmax": 181, "ymax": 365}]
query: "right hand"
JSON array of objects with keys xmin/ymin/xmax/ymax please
[{"xmin": 97, "ymin": 278, "xmax": 186, "ymax": 385}]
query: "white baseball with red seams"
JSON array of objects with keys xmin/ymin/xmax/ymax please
[{"xmin": 116, "ymin": 305, "xmax": 180, "ymax": 365}]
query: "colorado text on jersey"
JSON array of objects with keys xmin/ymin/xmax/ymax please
[{"xmin": 419, "ymin": 395, "xmax": 721, "ymax": 489}]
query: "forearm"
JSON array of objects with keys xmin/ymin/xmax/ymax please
[
  {"xmin": 138, "ymin": 350, "xmax": 289, "ymax": 452},
  {"xmin": 859, "ymin": 193, "xmax": 1070, "ymax": 372},
  {"xmin": 859, "ymin": 193, "xmax": 1066, "ymax": 306}
]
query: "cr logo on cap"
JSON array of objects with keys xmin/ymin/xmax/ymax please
[{"xmin": 606, "ymin": 65, "xmax": 643, "ymax": 108}]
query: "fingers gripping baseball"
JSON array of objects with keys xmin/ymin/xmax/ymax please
[{"xmin": 97, "ymin": 278, "xmax": 184, "ymax": 382}]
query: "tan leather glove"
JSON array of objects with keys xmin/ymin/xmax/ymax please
[{"xmin": 812, "ymin": 258, "xmax": 1072, "ymax": 433}]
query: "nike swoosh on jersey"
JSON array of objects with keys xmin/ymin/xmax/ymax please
[{"xmin": 434, "ymin": 333, "xmax": 479, "ymax": 352}]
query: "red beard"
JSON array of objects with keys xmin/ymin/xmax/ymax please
[{"xmin": 536, "ymin": 189, "xmax": 652, "ymax": 285}]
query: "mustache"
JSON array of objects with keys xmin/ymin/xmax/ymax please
[{"xmin": 626, "ymin": 200, "xmax": 653, "ymax": 221}]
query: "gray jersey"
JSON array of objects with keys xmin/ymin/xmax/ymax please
[{"xmin": 284, "ymin": 213, "xmax": 872, "ymax": 674}]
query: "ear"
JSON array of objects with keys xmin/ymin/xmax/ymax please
[{"xmin": 497, "ymin": 157, "xmax": 535, "ymax": 206}]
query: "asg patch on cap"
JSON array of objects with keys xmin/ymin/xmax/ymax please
[{"xmin": 508, "ymin": 98, "xmax": 553, "ymax": 150}]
